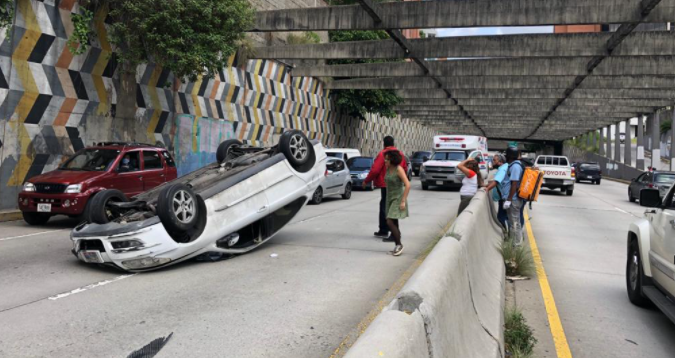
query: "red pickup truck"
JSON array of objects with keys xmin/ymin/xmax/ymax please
[{"xmin": 18, "ymin": 143, "xmax": 177, "ymax": 225}]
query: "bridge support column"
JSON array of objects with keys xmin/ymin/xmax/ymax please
[
  {"xmin": 637, "ymin": 115, "xmax": 645, "ymax": 170},
  {"xmin": 599, "ymin": 127, "xmax": 605, "ymax": 156},
  {"xmin": 671, "ymin": 107, "xmax": 675, "ymax": 171},
  {"xmin": 615, "ymin": 123, "xmax": 622, "ymax": 163},
  {"xmin": 624, "ymin": 120, "xmax": 632, "ymax": 167},
  {"xmin": 606, "ymin": 125, "xmax": 612, "ymax": 160},
  {"xmin": 652, "ymin": 112, "xmax": 661, "ymax": 170}
]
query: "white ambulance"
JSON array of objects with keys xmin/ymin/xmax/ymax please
[{"xmin": 420, "ymin": 135, "xmax": 490, "ymax": 190}]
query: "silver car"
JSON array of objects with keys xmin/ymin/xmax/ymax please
[{"xmin": 310, "ymin": 158, "xmax": 352, "ymax": 204}]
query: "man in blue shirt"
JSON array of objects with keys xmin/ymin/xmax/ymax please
[
  {"xmin": 485, "ymin": 153, "xmax": 508, "ymax": 227},
  {"xmin": 502, "ymin": 147, "xmax": 524, "ymax": 245}
]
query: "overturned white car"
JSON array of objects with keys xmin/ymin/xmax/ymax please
[{"xmin": 71, "ymin": 130, "xmax": 326, "ymax": 272}]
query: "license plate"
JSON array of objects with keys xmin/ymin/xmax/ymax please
[
  {"xmin": 436, "ymin": 181, "xmax": 444, "ymax": 185},
  {"xmin": 37, "ymin": 203, "xmax": 51, "ymax": 212},
  {"xmin": 79, "ymin": 250, "xmax": 104, "ymax": 263}
]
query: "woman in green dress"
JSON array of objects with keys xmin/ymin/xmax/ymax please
[{"xmin": 384, "ymin": 151, "xmax": 411, "ymax": 256}]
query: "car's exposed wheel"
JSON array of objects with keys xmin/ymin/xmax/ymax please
[
  {"xmin": 158, "ymin": 183, "xmax": 199, "ymax": 233},
  {"xmin": 575, "ymin": 178, "xmax": 580, "ymax": 183},
  {"xmin": 311, "ymin": 187, "xmax": 323, "ymax": 205},
  {"xmin": 627, "ymin": 240, "xmax": 650, "ymax": 307},
  {"xmin": 422, "ymin": 182, "xmax": 429, "ymax": 191},
  {"xmin": 89, "ymin": 189, "xmax": 128, "ymax": 224},
  {"xmin": 629, "ymin": 189, "xmax": 636, "ymax": 202},
  {"xmin": 216, "ymin": 139, "xmax": 243, "ymax": 164},
  {"xmin": 22, "ymin": 212, "xmax": 51, "ymax": 225},
  {"xmin": 342, "ymin": 183, "xmax": 352, "ymax": 200},
  {"xmin": 566, "ymin": 188, "xmax": 574, "ymax": 196},
  {"xmin": 413, "ymin": 170, "xmax": 419, "ymax": 177},
  {"xmin": 596, "ymin": 179, "xmax": 601, "ymax": 185},
  {"xmin": 279, "ymin": 130, "xmax": 315, "ymax": 172}
]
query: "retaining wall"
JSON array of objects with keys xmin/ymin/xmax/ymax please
[
  {"xmin": 565, "ymin": 145, "xmax": 643, "ymax": 182},
  {"xmin": 344, "ymin": 191, "xmax": 505, "ymax": 358},
  {"xmin": 0, "ymin": 0, "xmax": 438, "ymax": 210}
]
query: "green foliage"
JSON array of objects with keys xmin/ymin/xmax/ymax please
[
  {"xmin": 660, "ymin": 119, "xmax": 671, "ymax": 136},
  {"xmin": 328, "ymin": 27, "xmax": 402, "ymax": 119},
  {"xmin": 67, "ymin": 8, "xmax": 94, "ymax": 55},
  {"xmin": 0, "ymin": 0, "xmax": 14, "ymax": 36},
  {"xmin": 504, "ymin": 306, "xmax": 537, "ymax": 358},
  {"xmin": 71, "ymin": 0, "xmax": 254, "ymax": 81},
  {"xmin": 501, "ymin": 240, "xmax": 534, "ymax": 277},
  {"xmin": 419, "ymin": 30, "xmax": 426, "ymax": 38},
  {"xmin": 287, "ymin": 31, "xmax": 321, "ymax": 45}
]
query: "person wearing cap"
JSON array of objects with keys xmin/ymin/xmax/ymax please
[
  {"xmin": 501, "ymin": 147, "xmax": 525, "ymax": 245},
  {"xmin": 485, "ymin": 153, "xmax": 508, "ymax": 228}
]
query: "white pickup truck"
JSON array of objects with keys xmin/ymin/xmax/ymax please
[
  {"xmin": 626, "ymin": 187, "xmax": 675, "ymax": 323},
  {"xmin": 535, "ymin": 155, "xmax": 575, "ymax": 196}
]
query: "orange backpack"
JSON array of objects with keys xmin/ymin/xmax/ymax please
[{"xmin": 518, "ymin": 167, "xmax": 544, "ymax": 202}]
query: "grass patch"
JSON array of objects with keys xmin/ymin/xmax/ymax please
[
  {"xmin": 505, "ymin": 306, "xmax": 537, "ymax": 358},
  {"xmin": 501, "ymin": 240, "xmax": 535, "ymax": 277}
]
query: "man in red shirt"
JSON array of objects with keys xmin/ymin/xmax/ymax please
[{"xmin": 363, "ymin": 136, "xmax": 408, "ymax": 242}]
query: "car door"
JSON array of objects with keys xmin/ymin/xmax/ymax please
[
  {"xmin": 109, "ymin": 151, "xmax": 144, "ymax": 197},
  {"xmin": 649, "ymin": 186, "xmax": 675, "ymax": 295},
  {"xmin": 333, "ymin": 159, "xmax": 349, "ymax": 192},
  {"xmin": 630, "ymin": 173, "xmax": 645, "ymax": 198},
  {"xmin": 141, "ymin": 150, "xmax": 166, "ymax": 191},
  {"xmin": 324, "ymin": 159, "xmax": 342, "ymax": 195}
]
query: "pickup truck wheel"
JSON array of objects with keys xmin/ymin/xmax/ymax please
[
  {"xmin": 627, "ymin": 240, "xmax": 650, "ymax": 307},
  {"xmin": 89, "ymin": 189, "xmax": 128, "ymax": 224},
  {"xmin": 280, "ymin": 130, "xmax": 315, "ymax": 173},
  {"xmin": 421, "ymin": 182, "xmax": 429, "ymax": 191},
  {"xmin": 311, "ymin": 187, "xmax": 323, "ymax": 205},
  {"xmin": 158, "ymin": 184, "xmax": 200, "ymax": 233},
  {"xmin": 628, "ymin": 189, "xmax": 636, "ymax": 202},
  {"xmin": 342, "ymin": 183, "xmax": 352, "ymax": 199},
  {"xmin": 566, "ymin": 188, "xmax": 574, "ymax": 196},
  {"xmin": 22, "ymin": 212, "xmax": 51, "ymax": 225},
  {"xmin": 216, "ymin": 139, "xmax": 243, "ymax": 164},
  {"xmin": 596, "ymin": 179, "xmax": 601, "ymax": 185}
]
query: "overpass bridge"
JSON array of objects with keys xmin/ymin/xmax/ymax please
[{"xmin": 1, "ymin": 1, "xmax": 675, "ymax": 357}]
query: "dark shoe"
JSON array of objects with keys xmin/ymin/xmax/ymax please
[
  {"xmin": 382, "ymin": 236, "xmax": 395, "ymax": 242},
  {"xmin": 374, "ymin": 231, "xmax": 389, "ymax": 238}
]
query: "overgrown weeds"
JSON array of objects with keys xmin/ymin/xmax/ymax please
[
  {"xmin": 504, "ymin": 306, "xmax": 537, "ymax": 358},
  {"xmin": 501, "ymin": 240, "xmax": 535, "ymax": 277}
]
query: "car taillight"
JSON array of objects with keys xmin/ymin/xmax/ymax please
[
  {"xmin": 324, "ymin": 170, "xmax": 328, "ymax": 177},
  {"xmin": 571, "ymin": 168, "xmax": 575, "ymax": 177},
  {"xmin": 648, "ymin": 183, "xmax": 654, "ymax": 188}
]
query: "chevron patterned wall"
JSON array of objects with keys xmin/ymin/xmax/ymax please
[{"xmin": 0, "ymin": 0, "xmax": 438, "ymax": 210}]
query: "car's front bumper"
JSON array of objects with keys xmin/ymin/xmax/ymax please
[
  {"xmin": 18, "ymin": 192, "xmax": 89, "ymax": 215},
  {"xmin": 420, "ymin": 172, "xmax": 463, "ymax": 187}
]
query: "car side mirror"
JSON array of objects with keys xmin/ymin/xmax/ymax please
[{"xmin": 640, "ymin": 189, "xmax": 662, "ymax": 208}]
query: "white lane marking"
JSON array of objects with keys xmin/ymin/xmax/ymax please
[
  {"xmin": 0, "ymin": 229, "xmax": 68, "ymax": 241},
  {"xmin": 614, "ymin": 207, "xmax": 630, "ymax": 215},
  {"xmin": 48, "ymin": 274, "xmax": 136, "ymax": 300}
]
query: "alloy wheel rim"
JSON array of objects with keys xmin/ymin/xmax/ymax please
[
  {"xmin": 314, "ymin": 188, "xmax": 322, "ymax": 202},
  {"xmin": 629, "ymin": 252, "xmax": 639, "ymax": 291},
  {"xmin": 173, "ymin": 190, "xmax": 195, "ymax": 224},
  {"xmin": 289, "ymin": 134, "xmax": 308, "ymax": 161}
]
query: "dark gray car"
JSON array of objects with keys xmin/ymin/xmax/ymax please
[
  {"xmin": 628, "ymin": 171, "xmax": 675, "ymax": 203},
  {"xmin": 410, "ymin": 151, "xmax": 431, "ymax": 176}
]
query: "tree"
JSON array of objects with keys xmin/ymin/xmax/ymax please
[
  {"xmin": 0, "ymin": 0, "xmax": 13, "ymax": 35},
  {"xmin": 70, "ymin": 0, "xmax": 254, "ymax": 81}
]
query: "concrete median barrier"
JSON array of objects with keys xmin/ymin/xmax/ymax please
[{"xmin": 344, "ymin": 191, "xmax": 505, "ymax": 358}]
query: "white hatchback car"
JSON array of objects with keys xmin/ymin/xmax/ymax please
[
  {"xmin": 71, "ymin": 130, "xmax": 326, "ymax": 272},
  {"xmin": 310, "ymin": 158, "xmax": 352, "ymax": 204}
]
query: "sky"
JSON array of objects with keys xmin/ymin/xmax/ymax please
[{"xmin": 434, "ymin": 26, "xmax": 553, "ymax": 37}]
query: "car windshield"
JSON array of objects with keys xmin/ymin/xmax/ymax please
[
  {"xmin": 326, "ymin": 152, "xmax": 342, "ymax": 158},
  {"xmin": 60, "ymin": 149, "xmax": 120, "ymax": 171},
  {"xmin": 413, "ymin": 151, "xmax": 431, "ymax": 159},
  {"xmin": 432, "ymin": 151, "xmax": 466, "ymax": 161},
  {"xmin": 655, "ymin": 174, "xmax": 675, "ymax": 185},
  {"xmin": 580, "ymin": 164, "xmax": 601, "ymax": 171},
  {"xmin": 347, "ymin": 157, "xmax": 373, "ymax": 170}
]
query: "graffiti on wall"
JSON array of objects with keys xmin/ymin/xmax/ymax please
[{"xmin": 173, "ymin": 115, "xmax": 235, "ymax": 176}]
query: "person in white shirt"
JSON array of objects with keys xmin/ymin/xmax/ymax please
[{"xmin": 457, "ymin": 158, "xmax": 484, "ymax": 215}]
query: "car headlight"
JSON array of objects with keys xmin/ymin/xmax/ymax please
[
  {"xmin": 122, "ymin": 257, "xmax": 171, "ymax": 270},
  {"xmin": 420, "ymin": 166, "xmax": 426, "ymax": 174},
  {"xmin": 358, "ymin": 172, "xmax": 368, "ymax": 179},
  {"xmin": 65, "ymin": 184, "xmax": 82, "ymax": 193},
  {"xmin": 22, "ymin": 182, "xmax": 36, "ymax": 192}
]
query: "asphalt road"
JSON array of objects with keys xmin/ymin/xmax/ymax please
[
  {"xmin": 0, "ymin": 178, "xmax": 458, "ymax": 358},
  {"xmin": 526, "ymin": 180, "xmax": 675, "ymax": 358}
]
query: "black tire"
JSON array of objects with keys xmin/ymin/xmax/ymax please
[
  {"xmin": 575, "ymin": 178, "xmax": 580, "ymax": 183},
  {"xmin": 22, "ymin": 212, "xmax": 51, "ymax": 225},
  {"xmin": 422, "ymin": 182, "xmax": 429, "ymax": 191},
  {"xmin": 629, "ymin": 189, "xmax": 636, "ymax": 202},
  {"xmin": 216, "ymin": 139, "xmax": 243, "ymax": 164},
  {"xmin": 566, "ymin": 188, "xmax": 574, "ymax": 196},
  {"xmin": 89, "ymin": 189, "xmax": 128, "ymax": 224},
  {"xmin": 596, "ymin": 179, "xmax": 601, "ymax": 185},
  {"xmin": 158, "ymin": 183, "xmax": 200, "ymax": 233},
  {"xmin": 311, "ymin": 187, "xmax": 323, "ymax": 205},
  {"xmin": 627, "ymin": 240, "xmax": 651, "ymax": 307},
  {"xmin": 342, "ymin": 183, "xmax": 352, "ymax": 200},
  {"xmin": 279, "ymin": 130, "xmax": 315, "ymax": 172},
  {"xmin": 413, "ymin": 170, "xmax": 419, "ymax": 177}
]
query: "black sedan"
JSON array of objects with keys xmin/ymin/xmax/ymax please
[
  {"xmin": 628, "ymin": 171, "xmax": 675, "ymax": 202},
  {"xmin": 575, "ymin": 162, "xmax": 602, "ymax": 184}
]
